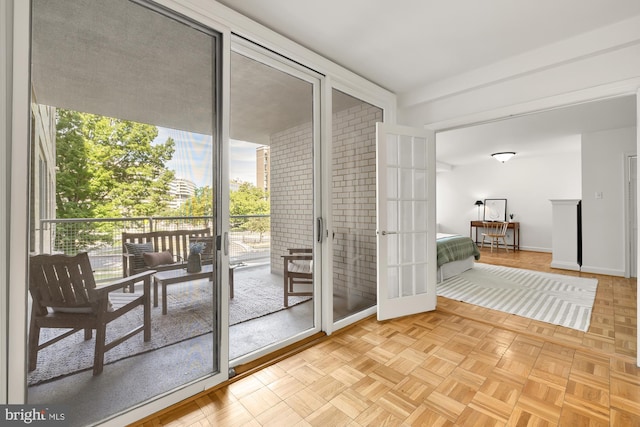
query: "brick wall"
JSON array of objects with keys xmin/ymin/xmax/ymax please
[
  {"xmin": 269, "ymin": 100, "xmax": 381, "ymax": 308},
  {"xmin": 270, "ymin": 122, "xmax": 314, "ymax": 272},
  {"xmin": 332, "ymin": 102, "xmax": 382, "ymax": 303}
]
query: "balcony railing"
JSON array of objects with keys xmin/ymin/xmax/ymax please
[{"xmin": 38, "ymin": 215, "xmax": 270, "ymax": 282}]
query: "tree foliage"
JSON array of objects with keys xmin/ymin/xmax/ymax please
[
  {"xmin": 230, "ymin": 182, "xmax": 270, "ymax": 239},
  {"xmin": 230, "ymin": 182, "xmax": 269, "ymax": 217},
  {"xmin": 173, "ymin": 186, "xmax": 213, "ymax": 218},
  {"xmin": 55, "ymin": 109, "xmax": 175, "ymax": 251}
]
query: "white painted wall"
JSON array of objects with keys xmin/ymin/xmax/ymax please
[
  {"xmin": 436, "ymin": 148, "xmax": 581, "ymax": 252},
  {"xmin": 581, "ymin": 126, "xmax": 637, "ymax": 276}
]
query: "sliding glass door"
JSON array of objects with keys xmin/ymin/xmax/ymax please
[
  {"xmin": 331, "ymin": 90, "xmax": 382, "ymax": 322},
  {"xmin": 228, "ymin": 42, "xmax": 321, "ymax": 362},
  {"xmin": 28, "ymin": 1, "xmax": 221, "ymax": 424}
]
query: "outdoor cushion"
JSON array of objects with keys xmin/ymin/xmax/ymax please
[
  {"xmin": 124, "ymin": 242, "xmax": 154, "ymax": 270},
  {"xmin": 143, "ymin": 250, "xmax": 174, "ymax": 267},
  {"xmin": 288, "ymin": 259, "xmax": 312, "ymax": 273}
]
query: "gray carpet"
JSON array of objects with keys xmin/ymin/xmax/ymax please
[
  {"xmin": 28, "ymin": 268, "xmax": 311, "ymax": 385},
  {"xmin": 437, "ymin": 263, "xmax": 598, "ymax": 332},
  {"xmin": 229, "ymin": 268, "xmax": 311, "ymax": 325}
]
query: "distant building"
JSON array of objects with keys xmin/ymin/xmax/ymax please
[
  {"xmin": 230, "ymin": 178, "xmax": 243, "ymax": 192},
  {"xmin": 256, "ymin": 145, "xmax": 270, "ymax": 193},
  {"xmin": 169, "ymin": 178, "xmax": 196, "ymax": 209}
]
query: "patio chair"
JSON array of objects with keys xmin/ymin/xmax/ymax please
[
  {"xmin": 282, "ymin": 248, "xmax": 313, "ymax": 307},
  {"xmin": 28, "ymin": 252, "xmax": 153, "ymax": 375}
]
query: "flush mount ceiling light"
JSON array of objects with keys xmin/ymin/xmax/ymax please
[{"xmin": 491, "ymin": 152, "xmax": 516, "ymax": 163}]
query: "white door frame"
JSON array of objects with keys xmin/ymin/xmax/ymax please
[{"xmin": 624, "ymin": 153, "xmax": 638, "ymax": 278}]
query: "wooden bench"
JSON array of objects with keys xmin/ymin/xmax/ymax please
[{"xmin": 122, "ymin": 229, "xmax": 213, "ymax": 291}]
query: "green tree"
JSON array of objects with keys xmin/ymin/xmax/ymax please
[
  {"xmin": 244, "ymin": 216, "xmax": 270, "ymax": 243},
  {"xmin": 174, "ymin": 186, "xmax": 213, "ymax": 217},
  {"xmin": 55, "ymin": 109, "xmax": 175, "ymax": 252},
  {"xmin": 230, "ymin": 182, "xmax": 269, "ymax": 217},
  {"xmin": 230, "ymin": 182, "xmax": 270, "ymax": 241}
]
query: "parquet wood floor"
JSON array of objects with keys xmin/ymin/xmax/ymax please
[{"xmin": 132, "ymin": 250, "xmax": 639, "ymax": 426}]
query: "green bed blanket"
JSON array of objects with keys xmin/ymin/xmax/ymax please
[{"xmin": 437, "ymin": 234, "xmax": 481, "ymax": 268}]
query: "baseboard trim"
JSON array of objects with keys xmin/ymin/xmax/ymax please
[
  {"xmin": 521, "ymin": 246, "xmax": 551, "ymax": 253},
  {"xmin": 550, "ymin": 260, "xmax": 580, "ymax": 271},
  {"xmin": 580, "ymin": 265, "xmax": 625, "ymax": 277}
]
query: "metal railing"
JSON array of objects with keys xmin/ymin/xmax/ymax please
[{"xmin": 38, "ymin": 215, "xmax": 270, "ymax": 282}]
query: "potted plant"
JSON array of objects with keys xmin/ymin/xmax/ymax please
[{"xmin": 187, "ymin": 241, "xmax": 206, "ymax": 273}]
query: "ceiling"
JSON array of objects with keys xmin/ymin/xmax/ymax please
[
  {"xmin": 32, "ymin": 0, "xmax": 215, "ymax": 135},
  {"xmin": 217, "ymin": 0, "xmax": 639, "ymax": 165},
  {"xmin": 216, "ymin": 0, "xmax": 640, "ymax": 96},
  {"xmin": 437, "ymin": 95, "xmax": 637, "ymax": 168},
  {"xmin": 31, "ymin": 0, "xmax": 638, "ymax": 164},
  {"xmin": 31, "ymin": 0, "xmax": 360, "ymax": 143}
]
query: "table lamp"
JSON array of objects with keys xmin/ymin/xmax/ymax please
[{"xmin": 474, "ymin": 200, "xmax": 484, "ymax": 221}]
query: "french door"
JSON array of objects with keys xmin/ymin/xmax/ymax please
[{"xmin": 376, "ymin": 123, "xmax": 437, "ymax": 320}]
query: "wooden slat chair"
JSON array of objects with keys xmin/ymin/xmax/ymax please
[
  {"xmin": 28, "ymin": 252, "xmax": 153, "ymax": 375},
  {"xmin": 481, "ymin": 221, "xmax": 510, "ymax": 253},
  {"xmin": 282, "ymin": 248, "xmax": 313, "ymax": 307}
]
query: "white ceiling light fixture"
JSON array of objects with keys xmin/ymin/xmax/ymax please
[{"xmin": 491, "ymin": 152, "xmax": 516, "ymax": 163}]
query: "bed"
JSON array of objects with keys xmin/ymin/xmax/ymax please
[{"xmin": 437, "ymin": 233, "xmax": 481, "ymax": 282}]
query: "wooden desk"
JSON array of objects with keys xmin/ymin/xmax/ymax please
[{"xmin": 470, "ymin": 221, "xmax": 520, "ymax": 251}]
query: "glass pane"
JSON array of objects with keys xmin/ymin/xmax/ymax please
[
  {"xmin": 400, "ymin": 201, "xmax": 413, "ymax": 231},
  {"xmin": 399, "ymin": 135, "xmax": 413, "ymax": 167},
  {"xmin": 229, "ymin": 51, "xmax": 316, "ymax": 359},
  {"xmin": 387, "ymin": 167, "xmax": 398, "ymax": 199},
  {"xmin": 415, "ymin": 171, "xmax": 426, "ymax": 200},
  {"xmin": 332, "ymin": 90, "xmax": 382, "ymax": 321},
  {"xmin": 387, "ymin": 267, "xmax": 399, "ymax": 299},
  {"xmin": 414, "ymin": 232, "xmax": 427, "ymax": 263},
  {"xmin": 414, "ymin": 137, "xmax": 426, "ymax": 169},
  {"xmin": 401, "ymin": 265, "xmax": 414, "ymax": 296},
  {"xmin": 387, "ymin": 134, "xmax": 398, "ymax": 165},
  {"xmin": 387, "ymin": 201, "xmax": 399, "ymax": 233},
  {"xmin": 415, "ymin": 263, "xmax": 427, "ymax": 294},
  {"xmin": 29, "ymin": 0, "xmax": 219, "ymax": 424},
  {"xmin": 401, "ymin": 233, "xmax": 414, "ymax": 264},
  {"xmin": 415, "ymin": 201, "xmax": 427, "ymax": 231},
  {"xmin": 387, "ymin": 234, "xmax": 399, "ymax": 266},
  {"xmin": 400, "ymin": 168, "xmax": 413, "ymax": 199}
]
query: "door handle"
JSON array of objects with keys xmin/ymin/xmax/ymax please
[
  {"xmin": 378, "ymin": 230, "xmax": 398, "ymax": 235},
  {"xmin": 317, "ymin": 217, "xmax": 324, "ymax": 243}
]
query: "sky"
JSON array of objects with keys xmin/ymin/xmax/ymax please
[{"xmin": 156, "ymin": 127, "xmax": 258, "ymax": 187}]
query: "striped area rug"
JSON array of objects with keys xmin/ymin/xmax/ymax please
[{"xmin": 437, "ymin": 263, "xmax": 598, "ymax": 332}]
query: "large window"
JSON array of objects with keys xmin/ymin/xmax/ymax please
[{"xmin": 28, "ymin": 1, "xmax": 220, "ymax": 424}]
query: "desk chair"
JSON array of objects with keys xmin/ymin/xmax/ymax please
[{"xmin": 481, "ymin": 222, "xmax": 510, "ymax": 253}]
